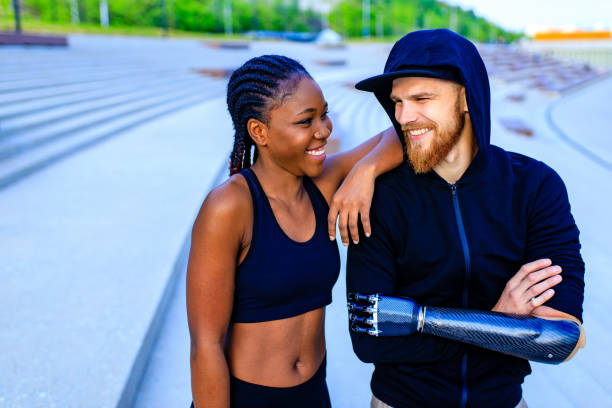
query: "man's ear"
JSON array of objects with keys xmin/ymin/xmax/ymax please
[
  {"xmin": 247, "ymin": 118, "xmax": 268, "ymax": 147},
  {"xmin": 459, "ymin": 86, "xmax": 469, "ymax": 114}
]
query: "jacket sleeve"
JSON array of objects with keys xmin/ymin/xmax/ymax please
[
  {"xmin": 346, "ymin": 191, "xmax": 463, "ymax": 364},
  {"xmin": 525, "ymin": 163, "xmax": 585, "ymax": 322}
]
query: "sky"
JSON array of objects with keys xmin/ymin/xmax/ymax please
[{"xmin": 446, "ymin": 0, "xmax": 612, "ymax": 34}]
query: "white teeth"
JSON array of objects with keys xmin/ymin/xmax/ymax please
[
  {"xmin": 408, "ymin": 128, "xmax": 431, "ymax": 136},
  {"xmin": 306, "ymin": 147, "xmax": 325, "ymax": 156}
]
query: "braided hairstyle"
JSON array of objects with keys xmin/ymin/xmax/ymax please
[{"xmin": 226, "ymin": 55, "xmax": 311, "ymax": 175}]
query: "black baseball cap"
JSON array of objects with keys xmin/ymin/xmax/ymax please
[{"xmin": 355, "ymin": 65, "xmax": 462, "ymax": 93}]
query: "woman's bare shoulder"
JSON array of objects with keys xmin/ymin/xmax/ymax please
[{"xmin": 193, "ymin": 173, "xmax": 252, "ymax": 236}]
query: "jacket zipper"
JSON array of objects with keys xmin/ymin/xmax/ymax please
[{"xmin": 451, "ymin": 183, "xmax": 471, "ymax": 408}]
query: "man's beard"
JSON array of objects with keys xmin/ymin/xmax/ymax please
[{"xmin": 402, "ymin": 100, "xmax": 466, "ymax": 174}]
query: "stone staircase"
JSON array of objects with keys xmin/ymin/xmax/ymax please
[{"xmin": 0, "ymin": 42, "xmax": 227, "ymax": 190}]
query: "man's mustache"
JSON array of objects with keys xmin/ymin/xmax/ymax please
[{"xmin": 401, "ymin": 123, "xmax": 437, "ymax": 133}]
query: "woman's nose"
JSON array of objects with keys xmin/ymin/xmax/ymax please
[{"xmin": 315, "ymin": 127, "xmax": 331, "ymax": 139}]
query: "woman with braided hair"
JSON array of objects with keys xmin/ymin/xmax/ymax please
[{"xmin": 187, "ymin": 55, "xmax": 403, "ymax": 408}]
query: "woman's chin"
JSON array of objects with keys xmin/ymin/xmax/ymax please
[{"xmin": 303, "ymin": 159, "xmax": 326, "ymax": 178}]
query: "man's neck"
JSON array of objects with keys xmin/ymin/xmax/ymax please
[{"xmin": 433, "ymin": 121, "xmax": 477, "ymax": 185}]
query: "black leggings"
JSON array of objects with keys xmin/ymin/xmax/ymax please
[{"xmin": 191, "ymin": 357, "xmax": 331, "ymax": 408}]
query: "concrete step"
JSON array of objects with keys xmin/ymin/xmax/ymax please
[
  {"xmin": 0, "ymin": 66, "xmax": 187, "ymax": 94},
  {"xmin": 0, "ymin": 90, "xmax": 223, "ymax": 190},
  {"xmin": 0, "ymin": 61, "xmax": 183, "ymax": 83},
  {"xmin": 0, "ymin": 73, "xmax": 206, "ymax": 120},
  {"xmin": 0, "ymin": 68, "xmax": 189, "ymax": 105},
  {"xmin": 0, "ymin": 75, "xmax": 213, "ymax": 134},
  {"xmin": 0, "ymin": 82, "xmax": 221, "ymax": 158}
]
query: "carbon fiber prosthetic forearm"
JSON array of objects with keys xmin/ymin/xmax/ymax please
[{"xmin": 348, "ymin": 293, "xmax": 584, "ymax": 364}]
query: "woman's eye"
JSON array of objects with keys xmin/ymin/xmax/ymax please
[
  {"xmin": 297, "ymin": 118, "xmax": 312, "ymax": 125},
  {"xmin": 322, "ymin": 110, "xmax": 329, "ymax": 118}
]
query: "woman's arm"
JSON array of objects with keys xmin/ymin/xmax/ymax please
[
  {"xmin": 187, "ymin": 180, "xmax": 249, "ymax": 408},
  {"xmin": 313, "ymin": 126, "xmax": 403, "ymax": 246}
]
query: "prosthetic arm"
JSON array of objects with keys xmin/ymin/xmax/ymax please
[{"xmin": 348, "ymin": 293, "xmax": 585, "ymax": 364}]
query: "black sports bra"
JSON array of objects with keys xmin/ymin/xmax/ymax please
[{"xmin": 231, "ymin": 168, "xmax": 340, "ymax": 323}]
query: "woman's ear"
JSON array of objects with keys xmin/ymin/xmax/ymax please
[{"xmin": 247, "ymin": 118, "xmax": 268, "ymax": 147}]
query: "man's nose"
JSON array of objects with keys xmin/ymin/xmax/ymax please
[{"xmin": 396, "ymin": 104, "xmax": 419, "ymax": 125}]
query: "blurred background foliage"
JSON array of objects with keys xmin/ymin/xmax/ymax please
[{"xmin": 0, "ymin": 0, "xmax": 521, "ymax": 42}]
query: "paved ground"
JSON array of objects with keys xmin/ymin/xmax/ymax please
[{"xmin": 1, "ymin": 35, "xmax": 611, "ymax": 407}]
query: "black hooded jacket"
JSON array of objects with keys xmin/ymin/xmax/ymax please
[{"xmin": 347, "ymin": 29, "xmax": 584, "ymax": 408}]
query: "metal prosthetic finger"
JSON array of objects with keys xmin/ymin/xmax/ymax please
[
  {"xmin": 350, "ymin": 323, "xmax": 379, "ymax": 335},
  {"xmin": 347, "ymin": 302, "xmax": 376, "ymax": 313},
  {"xmin": 347, "ymin": 292, "xmax": 377, "ymax": 304},
  {"xmin": 350, "ymin": 314, "xmax": 374, "ymax": 326}
]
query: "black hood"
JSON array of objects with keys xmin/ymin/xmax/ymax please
[{"xmin": 357, "ymin": 29, "xmax": 491, "ymax": 171}]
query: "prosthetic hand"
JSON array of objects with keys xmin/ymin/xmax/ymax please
[{"xmin": 348, "ymin": 293, "xmax": 584, "ymax": 364}]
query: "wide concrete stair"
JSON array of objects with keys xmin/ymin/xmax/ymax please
[
  {"xmin": 2, "ymin": 36, "xmax": 611, "ymax": 408},
  {"xmin": 0, "ymin": 44, "xmax": 227, "ymax": 190}
]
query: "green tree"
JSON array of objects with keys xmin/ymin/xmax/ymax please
[
  {"xmin": 330, "ymin": 0, "xmax": 520, "ymax": 42},
  {"xmin": 4, "ymin": 0, "xmax": 520, "ymax": 41}
]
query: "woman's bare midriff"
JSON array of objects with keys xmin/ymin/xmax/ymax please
[{"xmin": 226, "ymin": 307, "xmax": 326, "ymax": 388}]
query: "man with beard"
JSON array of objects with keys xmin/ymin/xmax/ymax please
[{"xmin": 346, "ymin": 29, "xmax": 585, "ymax": 408}]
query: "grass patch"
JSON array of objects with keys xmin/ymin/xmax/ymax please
[
  {"xmin": 0, "ymin": 17, "xmax": 405, "ymax": 43},
  {"xmin": 0, "ymin": 17, "xmax": 249, "ymax": 40}
]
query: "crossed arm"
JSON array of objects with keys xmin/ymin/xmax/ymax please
[
  {"xmin": 348, "ymin": 250, "xmax": 585, "ymax": 364},
  {"xmin": 346, "ymin": 166, "xmax": 586, "ymax": 364},
  {"xmin": 348, "ymin": 260, "xmax": 587, "ymax": 364}
]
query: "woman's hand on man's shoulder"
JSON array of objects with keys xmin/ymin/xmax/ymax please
[{"xmin": 327, "ymin": 164, "xmax": 376, "ymax": 246}]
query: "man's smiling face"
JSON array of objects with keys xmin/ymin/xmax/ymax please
[{"xmin": 391, "ymin": 76, "xmax": 467, "ymax": 173}]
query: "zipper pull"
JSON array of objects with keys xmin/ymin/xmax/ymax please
[{"xmin": 450, "ymin": 183, "xmax": 457, "ymax": 196}]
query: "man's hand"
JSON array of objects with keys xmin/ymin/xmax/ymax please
[
  {"xmin": 492, "ymin": 258, "xmax": 562, "ymax": 314},
  {"xmin": 327, "ymin": 163, "xmax": 375, "ymax": 246}
]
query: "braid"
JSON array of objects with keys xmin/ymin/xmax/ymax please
[
  {"xmin": 226, "ymin": 55, "xmax": 311, "ymax": 176},
  {"xmin": 229, "ymin": 133, "xmax": 244, "ymax": 176},
  {"xmin": 243, "ymin": 136, "xmax": 253, "ymax": 170}
]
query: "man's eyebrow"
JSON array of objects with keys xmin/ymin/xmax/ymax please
[
  {"xmin": 297, "ymin": 102, "xmax": 328, "ymax": 115},
  {"xmin": 390, "ymin": 92, "xmax": 436, "ymax": 100}
]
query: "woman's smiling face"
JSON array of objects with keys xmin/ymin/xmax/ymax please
[{"xmin": 262, "ymin": 76, "xmax": 333, "ymax": 178}]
